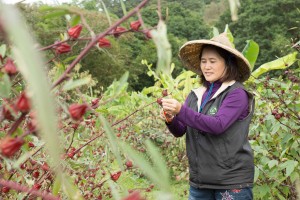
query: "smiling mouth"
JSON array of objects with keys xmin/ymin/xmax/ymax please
[{"xmin": 204, "ymin": 72, "xmax": 213, "ymax": 76}]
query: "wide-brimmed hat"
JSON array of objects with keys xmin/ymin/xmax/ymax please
[{"xmin": 178, "ymin": 33, "xmax": 251, "ymax": 82}]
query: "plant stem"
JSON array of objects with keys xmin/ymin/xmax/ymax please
[
  {"xmin": 51, "ymin": 0, "xmax": 150, "ymax": 89},
  {"xmin": 0, "ymin": 179, "xmax": 59, "ymax": 200}
]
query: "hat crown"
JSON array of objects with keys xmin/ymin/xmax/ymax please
[{"xmin": 211, "ymin": 33, "xmax": 234, "ymax": 49}]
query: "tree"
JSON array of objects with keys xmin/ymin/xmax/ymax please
[{"xmin": 216, "ymin": 0, "xmax": 300, "ymax": 68}]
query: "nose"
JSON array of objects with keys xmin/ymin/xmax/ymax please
[{"xmin": 201, "ymin": 63, "xmax": 211, "ymax": 70}]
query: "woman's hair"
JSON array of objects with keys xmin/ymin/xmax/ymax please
[{"xmin": 199, "ymin": 44, "xmax": 240, "ymax": 85}]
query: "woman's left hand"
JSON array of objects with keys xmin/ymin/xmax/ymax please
[{"xmin": 161, "ymin": 98, "xmax": 182, "ymax": 115}]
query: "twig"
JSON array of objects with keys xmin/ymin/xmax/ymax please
[
  {"xmin": 51, "ymin": 0, "xmax": 150, "ymax": 89},
  {"xmin": 7, "ymin": 112, "xmax": 27, "ymax": 135},
  {"xmin": 38, "ymin": 38, "xmax": 70, "ymax": 51},
  {"xmin": 0, "ymin": 179, "xmax": 59, "ymax": 200}
]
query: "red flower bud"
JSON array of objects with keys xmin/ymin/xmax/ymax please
[
  {"xmin": 67, "ymin": 151, "xmax": 75, "ymax": 159},
  {"xmin": 68, "ymin": 103, "xmax": 89, "ymax": 120},
  {"xmin": 4, "ymin": 58, "xmax": 17, "ymax": 75},
  {"xmin": 42, "ymin": 162, "xmax": 49, "ymax": 171},
  {"xmin": 68, "ymin": 24, "xmax": 83, "ymax": 39},
  {"xmin": 27, "ymin": 120, "xmax": 37, "ymax": 132},
  {"xmin": 162, "ymin": 89, "xmax": 168, "ymax": 97},
  {"xmin": 28, "ymin": 142, "xmax": 35, "ymax": 148},
  {"xmin": 144, "ymin": 30, "xmax": 152, "ymax": 39},
  {"xmin": 0, "ymin": 136, "xmax": 24, "ymax": 157},
  {"xmin": 156, "ymin": 98, "xmax": 162, "ymax": 105},
  {"xmin": 33, "ymin": 170, "xmax": 40, "ymax": 178},
  {"xmin": 32, "ymin": 183, "xmax": 41, "ymax": 190},
  {"xmin": 2, "ymin": 186, "xmax": 10, "ymax": 193},
  {"xmin": 110, "ymin": 171, "xmax": 121, "ymax": 182},
  {"xmin": 113, "ymin": 27, "xmax": 127, "ymax": 37},
  {"xmin": 16, "ymin": 92, "xmax": 31, "ymax": 113},
  {"xmin": 130, "ymin": 20, "xmax": 141, "ymax": 31},
  {"xmin": 55, "ymin": 43, "xmax": 71, "ymax": 54},
  {"xmin": 2, "ymin": 104, "xmax": 17, "ymax": 121},
  {"xmin": 122, "ymin": 191, "xmax": 143, "ymax": 200},
  {"xmin": 98, "ymin": 38, "xmax": 111, "ymax": 48},
  {"xmin": 125, "ymin": 160, "xmax": 133, "ymax": 168},
  {"xmin": 91, "ymin": 98, "xmax": 100, "ymax": 109}
]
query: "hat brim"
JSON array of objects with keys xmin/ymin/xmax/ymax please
[{"xmin": 179, "ymin": 39, "xmax": 251, "ymax": 82}]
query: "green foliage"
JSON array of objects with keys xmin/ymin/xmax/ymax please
[
  {"xmin": 246, "ymin": 66, "xmax": 300, "ymax": 199},
  {"xmin": 216, "ymin": 0, "xmax": 300, "ymax": 69}
]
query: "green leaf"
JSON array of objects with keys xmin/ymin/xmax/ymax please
[
  {"xmin": 151, "ymin": 21, "xmax": 172, "ymax": 75},
  {"xmin": 0, "ymin": 2, "xmax": 62, "ymax": 175},
  {"xmin": 63, "ymin": 55, "xmax": 78, "ymax": 63},
  {"xmin": 62, "ymin": 175, "xmax": 83, "ymax": 200},
  {"xmin": 52, "ymin": 175, "xmax": 62, "ymax": 195},
  {"xmin": 254, "ymin": 166, "xmax": 259, "ymax": 182},
  {"xmin": 0, "ymin": 44, "xmax": 6, "ymax": 57},
  {"xmin": 268, "ymin": 160, "xmax": 278, "ymax": 169},
  {"xmin": 212, "ymin": 27, "xmax": 219, "ymax": 37},
  {"xmin": 100, "ymin": 0, "xmax": 112, "ymax": 26},
  {"xmin": 249, "ymin": 52, "xmax": 298, "ymax": 82},
  {"xmin": 116, "ymin": 71, "xmax": 129, "ymax": 94},
  {"xmin": 285, "ymin": 160, "xmax": 298, "ymax": 177},
  {"xmin": 0, "ymin": 73, "xmax": 11, "ymax": 98},
  {"xmin": 62, "ymin": 77, "xmax": 91, "ymax": 91},
  {"xmin": 70, "ymin": 15, "xmax": 81, "ymax": 27},
  {"xmin": 242, "ymin": 40, "xmax": 259, "ymax": 71},
  {"xmin": 44, "ymin": 10, "xmax": 70, "ymax": 19},
  {"xmin": 145, "ymin": 140, "xmax": 170, "ymax": 187},
  {"xmin": 121, "ymin": 141, "xmax": 169, "ymax": 191},
  {"xmin": 224, "ymin": 24, "xmax": 234, "ymax": 46},
  {"xmin": 120, "ymin": 0, "xmax": 127, "ymax": 16},
  {"xmin": 98, "ymin": 115, "xmax": 123, "ymax": 170}
]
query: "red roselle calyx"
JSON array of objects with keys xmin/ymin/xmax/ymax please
[
  {"xmin": 156, "ymin": 98, "xmax": 162, "ymax": 105},
  {"xmin": 91, "ymin": 98, "xmax": 100, "ymax": 109},
  {"xmin": 113, "ymin": 26, "xmax": 127, "ymax": 37},
  {"xmin": 68, "ymin": 24, "xmax": 82, "ymax": 39},
  {"xmin": 122, "ymin": 191, "xmax": 143, "ymax": 200},
  {"xmin": 68, "ymin": 103, "xmax": 89, "ymax": 121},
  {"xmin": 130, "ymin": 20, "xmax": 141, "ymax": 31},
  {"xmin": 162, "ymin": 89, "xmax": 168, "ymax": 97},
  {"xmin": 98, "ymin": 38, "xmax": 111, "ymax": 48},
  {"xmin": 111, "ymin": 171, "xmax": 122, "ymax": 182},
  {"xmin": 125, "ymin": 160, "xmax": 133, "ymax": 168},
  {"xmin": 4, "ymin": 58, "xmax": 17, "ymax": 75},
  {"xmin": 0, "ymin": 136, "xmax": 24, "ymax": 157},
  {"xmin": 144, "ymin": 30, "xmax": 152, "ymax": 39},
  {"xmin": 2, "ymin": 104, "xmax": 17, "ymax": 121},
  {"xmin": 55, "ymin": 43, "xmax": 71, "ymax": 54},
  {"xmin": 16, "ymin": 92, "xmax": 31, "ymax": 113}
]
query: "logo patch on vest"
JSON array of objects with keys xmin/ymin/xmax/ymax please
[{"xmin": 208, "ymin": 106, "xmax": 218, "ymax": 115}]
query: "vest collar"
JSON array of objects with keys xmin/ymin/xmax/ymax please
[{"xmin": 192, "ymin": 80, "xmax": 236, "ymax": 111}]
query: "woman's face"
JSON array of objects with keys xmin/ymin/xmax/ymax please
[{"xmin": 200, "ymin": 47, "xmax": 226, "ymax": 83}]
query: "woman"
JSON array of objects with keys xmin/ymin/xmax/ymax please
[{"xmin": 161, "ymin": 33, "xmax": 255, "ymax": 200}]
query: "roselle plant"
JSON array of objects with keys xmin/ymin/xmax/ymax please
[
  {"xmin": 0, "ymin": 0, "xmax": 176, "ymax": 199},
  {"xmin": 0, "ymin": 1, "xmax": 299, "ymax": 200}
]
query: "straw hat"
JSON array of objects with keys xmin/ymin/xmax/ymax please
[{"xmin": 179, "ymin": 33, "xmax": 251, "ymax": 82}]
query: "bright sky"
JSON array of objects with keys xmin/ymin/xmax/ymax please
[{"xmin": 2, "ymin": 0, "xmax": 72, "ymax": 5}]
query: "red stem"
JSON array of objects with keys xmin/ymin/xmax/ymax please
[
  {"xmin": 39, "ymin": 38, "xmax": 69, "ymax": 51},
  {"xmin": 7, "ymin": 112, "xmax": 27, "ymax": 135},
  {"xmin": 51, "ymin": 0, "xmax": 150, "ymax": 89},
  {"xmin": 0, "ymin": 179, "xmax": 59, "ymax": 200}
]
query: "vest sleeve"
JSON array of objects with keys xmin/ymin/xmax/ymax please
[{"xmin": 176, "ymin": 88, "xmax": 249, "ymax": 135}]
